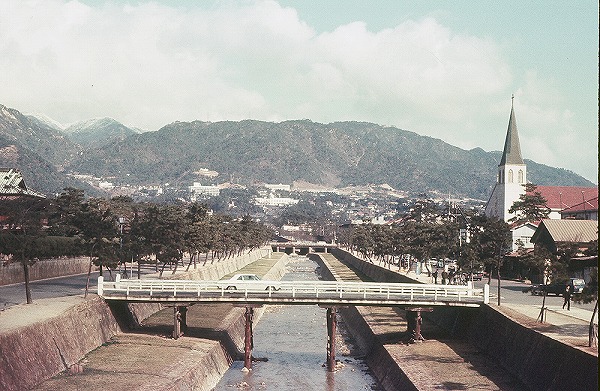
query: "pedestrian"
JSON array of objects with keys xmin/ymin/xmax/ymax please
[
  {"xmin": 562, "ymin": 284, "xmax": 572, "ymax": 310},
  {"xmin": 432, "ymin": 270, "xmax": 438, "ymax": 284},
  {"xmin": 448, "ymin": 270, "xmax": 455, "ymax": 285},
  {"xmin": 441, "ymin": 270, "xmax": 448, "ymax": 285}
]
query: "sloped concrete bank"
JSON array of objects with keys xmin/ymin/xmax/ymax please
[
  {"xmin": 0, "ymin": 296, "xmax": 121, "ymax": 391},
  {"xmin": 1, "ymin": 249, "xmax": 285, "ymax": 391},
  {"xmin": 326, "ymin": 249, "xmax": 598, "ymax": 391},
  {"xmin": 311, "ymin": 253, "xmax": 417, "ymax": 390}
]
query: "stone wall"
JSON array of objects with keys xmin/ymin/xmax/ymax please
[{"xmin": 0, "ymin": 257, "xmax": 93, "ymax": 286}]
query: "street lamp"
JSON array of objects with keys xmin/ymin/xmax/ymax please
[{"xmin": 118, "ymin": 217, "xmax": 125, "ymax": 277}]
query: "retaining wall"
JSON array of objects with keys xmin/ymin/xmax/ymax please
[
  {"xmin": 0, "ymin": 297, "xmax": 121, "ymax": 391},
  {"xmin": 311, "ymin": 253, "xmax": 416, "ymax": 391},
  {"xmin": 0, "ymin": 248, "xmax": 278, "ymax": 391},
  {"xmin": 0, "ymin": 257, "xmax": 93, "ymax": 286},
  {"xmin": 470, "ymin": 305, "xmax": 598, "ymax": 391},
  {"xmin": 330, "ymin": 248, "xmax": 598, "ymax": 391}
]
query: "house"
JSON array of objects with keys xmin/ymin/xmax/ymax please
[
  {"xmin": 531, "ymin": 219, "xmax": 598, "ymax": 283},
  {"xmin": 531, "ymin": 219, "xmax": 597, "ymax": 254},
  {"xmin": 560, "ymin": 196, "xmax": 598, "ymax": 220},
  {"xmin": 510, "ymin": 221, "xmax": 539, "ymax": 251},
  {"xmin": 534, "ymin": 186, "xmax": 598, "ymax": 220}
]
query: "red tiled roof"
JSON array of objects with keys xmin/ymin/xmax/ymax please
[
  {"xmin": 531, "ymin": 186, "xmax": 598, "ymax": 210},
  {"xmin": 561, "ymin": 196, "xmax": 598, "ymax": 213}
]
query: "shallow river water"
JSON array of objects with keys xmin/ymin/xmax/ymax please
[{"xmin": 212, "ymin": 256, "xmax": 382, "ymax": 391}]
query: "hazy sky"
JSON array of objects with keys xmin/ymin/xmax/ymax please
[{"xmin": 1, "ymin": 0, "xmax": 598, "ymax": 183}]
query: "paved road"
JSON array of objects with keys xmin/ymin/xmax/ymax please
[
  {"xmin": 0, "ymin": 265, "xmax": 160, "ymax": 309},
  {"xmin": 472, "ymin": 277, "xmax": 597, "ymax": 312}
]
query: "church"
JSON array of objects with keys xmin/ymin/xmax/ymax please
[{"xmin": 484, "ymin": 99, "xmax": 598, "ymax": 251}]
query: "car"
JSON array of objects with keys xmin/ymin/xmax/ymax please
[
  {"xmin": 225, "ymin": 274, "xmax": 281, "ymax": 291},
  {"xmin": 529, "ymin": 278, "xmax": 586, "ymax": 296},
  {"xmin": 471, "ymin": 271, "xmax": 484, "ymax": 281}
]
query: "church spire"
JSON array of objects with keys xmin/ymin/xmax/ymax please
[{"xmin": 499, "ymin": 95, "xmax": 524, "ymax": 166}]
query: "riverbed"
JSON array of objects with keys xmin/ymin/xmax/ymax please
[{"xmin": 212, "ymin": 255, "xmax": 382, "ymax": 390}]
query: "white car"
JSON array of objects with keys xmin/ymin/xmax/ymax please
[{"xmin": 225, "ymin": 274, "xmax": 281, "ymax": 291}]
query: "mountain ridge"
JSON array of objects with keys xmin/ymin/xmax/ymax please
[{"xmin": 0, "ymin": 103, "xmax": 594, "ymax": 198}]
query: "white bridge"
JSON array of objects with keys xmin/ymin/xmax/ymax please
[{"xmin": 98, "ymin": 276, "xmax": 489, "ymax": 307}]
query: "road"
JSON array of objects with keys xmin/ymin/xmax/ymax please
[
  {"xmin": 472, "ymin": 277, "xmax": 597, "ymax": 312},
  {"xmin": 0, "ymin": 265, "xmax": 160, "ymax": 309}
]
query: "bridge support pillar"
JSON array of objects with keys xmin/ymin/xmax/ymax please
[
  {"xmin": 173, "ymin": 306, "xmax": 188, "ymax": 339},
  {"xmin": 405, "ymin": 307, "xmax": 433, "ymax": 343},
  {"xmin": 244, "ymin": 307, "xmax": 254, "ymax": 370},
  {"xmin": 326, "ymin": 307, "xmax": 337, "ymax": 371}
]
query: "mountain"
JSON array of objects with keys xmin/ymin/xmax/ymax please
[
  {"xmin": 68, "ymin": 119, "xmax": 595, "ymax": 199},
  {"xmin": 0, "ymin": 105, "xmax": 96, "ymax": 195},
  {"xmin": 63, "ymin": 117, "xmax": 137, "ymax": 149},
  {"xmin": 0, "ymin": 104, "xmax": 79, "ymax": 168}
]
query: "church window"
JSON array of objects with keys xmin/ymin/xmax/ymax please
[
  {"xmin": 508, "ymin": 169, "xmax": 514, "ymax": 183},
  {"xmin": 518, "ymin": 170, "xmax": 524, "ymax": 183}
]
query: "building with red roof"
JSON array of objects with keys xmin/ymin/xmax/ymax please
[{"xmin": 533, "ymin": 186, "xmax": 598, "ymax": 220}]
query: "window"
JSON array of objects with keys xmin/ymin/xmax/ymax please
[
  {"xmin": 508, "ymin": 169, "xmax": 514, "ymax": 183},
  {"xmin": 518, "ymin": 170, "xmax": 524, "ymax": 183}
]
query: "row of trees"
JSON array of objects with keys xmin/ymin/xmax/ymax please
[
  {"xmin": 338, "ymin": 200, "xmax": 512, "ymax": 304},
  {"xmin": 0, "ymin": 188, "xmax": 273, "ymax": 303}
]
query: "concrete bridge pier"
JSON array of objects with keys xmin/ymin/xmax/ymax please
[
  {"xmin": 172, "ymin": 305, "xmax": 188, "ymax": 339},
  {"xmin": 406, "ymin": 307, "xmax": 433, "ymax": 343},
  {"xmin": 326, "ymin": 307, "xmax": 337, "ymax": 371},
  {"xmin": 244, "ymin": 306, "xmax": 254, "ymax": 370}
]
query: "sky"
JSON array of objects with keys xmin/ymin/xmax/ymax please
[{"xmin": 1, "ymin": 0, "xmax": 598, "ymax": 183}]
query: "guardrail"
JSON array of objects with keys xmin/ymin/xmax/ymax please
[{"xmin": 98, "ymin": 275, "xmax": 489, "ymax": 305}]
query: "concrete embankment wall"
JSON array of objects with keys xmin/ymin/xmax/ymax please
[
  {"xmin": 311, "ymin": 253, "xmax": 417, "ymax": 391},
  {"xmin": 328, "ymin": 248, "xmax": 598, "ymax": 391},
  {"xmin": 470, "ymin": 305, "xmax": 598, "ymax": 391},
  {"xmin": 0, "ymin": 257, "xmax": 93, "ymax": 286},
  {"xmin": 0, "ymin": 248, "xmax": 278, "ymax": 391},
  {"xmin": 0, "ymin": 297, "xmax": 120, "ymax": 391},
  {"xmin": 329, "ymin": 248, "xmax": 415, "ymax": 283}
]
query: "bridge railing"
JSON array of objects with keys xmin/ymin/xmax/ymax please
[{"xmin": 98, "ymin": 275, "xmax": 489, "ymax": 304}]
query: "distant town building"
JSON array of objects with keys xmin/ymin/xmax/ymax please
[
  {"xmin": 188, "ymin": 183, "xmax": 220, "ymax": 201},
  {"xmin": 255, "ymin": 193, "xmax": 299, "ymax": 207},
  {"xmin": 265, "ymin": 183, "xmax": 291, "ymax": 192}
]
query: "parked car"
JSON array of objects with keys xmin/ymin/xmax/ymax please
[
  {"xmin": 471, "ymin": 271, "xmax": 484, "ymax": 281},
  {"xmin": 225, "ymin": 274, "xmax": 281, "ymax": 291},
  {"xmin": 529, "ymin": 278, "xmax": 586, "ymax": 296}
]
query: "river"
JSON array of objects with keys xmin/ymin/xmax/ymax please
[{"xmin": 212, "ymin": 255, "xmax": 382, "ymax": 390}]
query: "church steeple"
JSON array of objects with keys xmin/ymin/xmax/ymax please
[
  {"xmin": 485, "ymin": 96, "xmax": 527, "ymax": 222},
  {"xmin": 499, "ymin": 95, "xmax": 524, "ymax": 166}
]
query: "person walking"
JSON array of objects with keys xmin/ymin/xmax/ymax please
[
  {"xmin": 432, "ymin": 270, "xmax": 438, "ymax": 284},
  {"xmin": 441, "ymin": 270, "xmax": 448, "ymax": 285},
  {"xmin": 562, "ymin": 284, "xmax": 572, "ymax": 310}
]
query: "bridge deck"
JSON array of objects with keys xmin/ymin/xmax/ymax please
[{"xmin": 98, "ymin": 277, "xmax": 489, "ymax": 307}]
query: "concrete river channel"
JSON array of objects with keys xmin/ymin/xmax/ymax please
[{"xmin": 213, "ymin": 255, "xmax": 382, "ymax": 390}]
